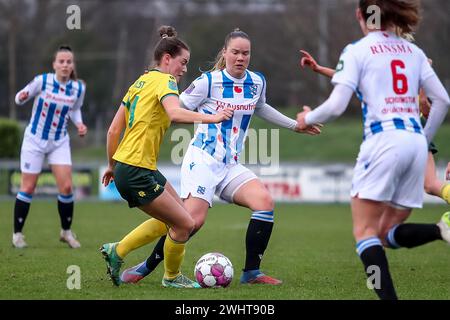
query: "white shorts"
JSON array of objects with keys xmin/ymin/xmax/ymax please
[
  {"xmin": 20, "ymin": 130, "xmax": 72, "ymax": 174},
  {"xmin": 351, "ymin": 130, "xmax": 428, "ymax": 209},
  {"xmin": 180, "ymin": 146, "xmax": 257, "ymax": 207}
]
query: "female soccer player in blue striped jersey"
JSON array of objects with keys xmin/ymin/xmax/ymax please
[
  {"xmin": 297, "ymin": 0, "xmax": 450, "ymax": 299},
  {"xmin": 119, "ymin": 29, "xmax": 321, "ymax": 286},
  {"xmin": 13, "ymin": 45, "xmax": 87, "ymax": 249}
]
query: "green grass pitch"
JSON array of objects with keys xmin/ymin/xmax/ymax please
[{"xmin": 1, "ymin": 201, "xmax": 449, "ymax": 300}]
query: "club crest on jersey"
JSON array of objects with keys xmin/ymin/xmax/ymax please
[
  {"xmin": 250, "ymin": 84, "xmax": 258, "ymax": 97},
  {"xmin": 336, "ymin": 60, "xmax": 344, "ymax": 72},
  {"xmin": 168, "ymin": 80, "xmax": 178, "ymax": 91}
]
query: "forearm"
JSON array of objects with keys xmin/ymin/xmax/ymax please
[
  {"xmin": 70, "ymin": 109, "xmax": 83, "ymax": 126},
  {"xmin": 305, "ymin": 84, "xmax": 353, "ymax": 125},
  {"xmin": 163, "ymin": 95, "xmax": 215, "ymax": 123},
  {"xmin": 255, "ymin": 103, "xmax": 297, "ymax": 130},
  {"xmin": 106, "ymin": 106, "xmax": 126, "ymax": 168},
  {"xmin": 422, "ymin": 75, "xmax": 450, "ymax": 143},
  {"xmin": 169, "ymin": 106, "xmax": 216, "ymax": 124},
  {"xmin": 15, "ymin": 91, "xmax": 24, "ymax": 105},
  {"xmin": 15, "ymin": 87, "xmax": 32, "ymax": 105},
  {"xmin": 316, "ymin": 66, "xmax": 336, "ymax": 79},
  {"xmin": 15, "ymin": 77, "xmax": 41, "ymax": 105},
  {"xmin": 106, "ymin": 131, "xmax": 120, "ymax": 168}
]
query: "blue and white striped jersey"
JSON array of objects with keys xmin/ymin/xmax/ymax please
[
  {"xmin": 332, "ymin": 31, "xmax": 435, "ymax": 140},
  {"xmin": 180, "ymin": 69, "xmax": 266, "ymax": 164},
  {"xmin": 15, "ymin": 73, "xmax": 85, "ymax": 141}
]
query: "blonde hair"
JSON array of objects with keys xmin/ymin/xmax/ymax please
[
  {"xmin": 396, "ymin": 27, "xmax": 415, "ymax": 42},
  {"xmin": 209, "ymin": 28, "xmax": 250, "ymax": 72}
]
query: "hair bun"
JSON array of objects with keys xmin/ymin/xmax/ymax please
[
  {"xmin": 158, "ymin": 25, "xmax": 177, "ymax": 38},
  {"xmin": 58, "ymin": 45, "xmax": 72, "ymax": 52}
]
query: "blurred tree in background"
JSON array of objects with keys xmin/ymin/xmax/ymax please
[{"xmin": 1, "ymin": 0, "xmax": 449, "ymax": 147}]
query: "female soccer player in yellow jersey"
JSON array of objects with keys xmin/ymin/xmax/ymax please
[
  {"xmin": 119, "ymin": 28, "xmax": 321, "ymax": 287},
  {"xmin": 100, "ymin": 26, "xmax": 233, "ymax": 288}
]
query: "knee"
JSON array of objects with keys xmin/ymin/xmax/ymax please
[
  {"xmin": 20, "ymin": 186, "xmax": 35, "ymax": 195},
  {"xmin": 261, "ymin": 192, "xmax": 274, "ymax": 211},
  {"xmin": 184, "ymin": 216, "xmax": 196, "ymax": 235},
  {"xmin": 193, "ymin": 216, "xmax": 205, "ymax": 233},
  {"xmin": 378, "ymin": 225, "xmax": 393, "ymax": 242},
  {"xmin": 352, "ymin": 225, "xmax": 378, "ymax": 242},
  {"xmin": 60, "ymin": 182, "xmax": 73, "ymax": 195},
  {"xmin": 423, "ymin": 182, "xmax": 434, "ymax": 195},
  {"xmin": 250, "ymin": 192, "xmax": 274, "ymax": 211},
  {"xmin": 20, "ymin": 179, "xmax": 37, "ymax": 195}
]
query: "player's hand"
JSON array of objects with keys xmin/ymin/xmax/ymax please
[
  {"xmin": 300, "ymin": 50, "xmax": 320, "ymax": 72},
  {"xmin": 296, "ymin": 106, "xmax": 312, "ymax": 130},
  {"xmin": 18, "ymin": 91, "xmax": 29, "ymax": 102},
  {"xmin": 446, "ymin": 162, "xmax": 450, "ymax": 181},
  {"xmin": 214, "ymin": 108, "xmax": 234, "ymax": 122},
  {"xmin": 77, "ymin": 123, "xmax": 88, "ymax": 137},
  {"xmin": 102, "ymin": 166, "xmax": 115, "ymax": 187},
  {"xmin": 294, "ymin": 122, "xmax": 323, "ymax": 135},
  {"xmin": 419, "ymin": 96, "xmax": 431, "ymax": 118}
]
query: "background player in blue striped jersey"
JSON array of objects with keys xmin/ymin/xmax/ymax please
[
  {"xmin": 13, "ymin": 45, "xmax": 87, "ymax": 249},
  {"xmin": 120, "ymin": 29, "xmax": 321, "ymax": 285}
]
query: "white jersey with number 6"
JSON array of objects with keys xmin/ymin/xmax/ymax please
[{"xmin": 332, "ymin": 31, "xmax": 435, "ymax": 140}]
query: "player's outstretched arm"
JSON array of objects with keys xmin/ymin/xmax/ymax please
[
  {"xmin": 103, "ymin": 105, "xmax": 126, "ymax": 186},
  {"xmin": 299, "ymin": 50, "xmax": 335, "ymax": 79},
  {"xmin": 422, "ymin": 75, "xmax": 450, "ymax": 143},
  {"xmin": 15, "ymin": 75, "xmax": 43, "ymax": 105},
  {"xmin": 162, "ymin": 95, "xmax": 233, "ymax": 124},
  {"xmin": 254, "ymin": 103, "xmax": 321, "ymax": 135},
  {"xmin": 296, "ymin": 84, "xmax": 354, "ymax": 129}
]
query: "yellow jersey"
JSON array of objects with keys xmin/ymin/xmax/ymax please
[{"xmin": 113, "ymin": 70, "xmax": 179, "ymax": 170}]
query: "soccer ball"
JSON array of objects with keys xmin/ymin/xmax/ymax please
[{"xmin": 194, "ymin": 252, "xmax": 234, "ymax": 288}]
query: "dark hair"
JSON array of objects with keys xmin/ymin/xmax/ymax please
[
  {"xmin": 211, "ymin": 28, "xmax": 251, "ymax": 71},
  {"xmin": 359, "ymin": 0, "xmax": 421, "ymax": 35},
  {"xmin": 54, "ymin": 45, "xmax": 77, "ymax": 80},
  {"xmin": 152, "ymin": 26, "xmax": 189, "ymax": 66}
]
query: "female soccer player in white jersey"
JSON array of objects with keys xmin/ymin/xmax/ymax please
[
  {"xmin": 119, "ymin": 29, "xmax": 321, "ymax": 286},
  {"xmin": 299, "ymin": 51, "xmax": 450, "ymax": 205},
  {"xmin": 297, "ymin": 0, "xmax": 450, "ymax": 299},
  {"xmin": 13, "ymin": 45, "xmax": 88, "ymax": 249}
]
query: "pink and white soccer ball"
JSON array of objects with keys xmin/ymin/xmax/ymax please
[{"xmin": 194, "ymin": 252, "xmax": 234, "ymax": 288}]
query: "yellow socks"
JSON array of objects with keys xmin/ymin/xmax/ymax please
[
  {"xmin": 116, "ymin": 218, "xmax": 168, "ymax": 258},
  {"xmin": 441, "ymin": 184, "xmax": 450, "ymax": 205},
  {"xmin": 163, "ymin": 234, "xmax": 186, "ymax": 280}
]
